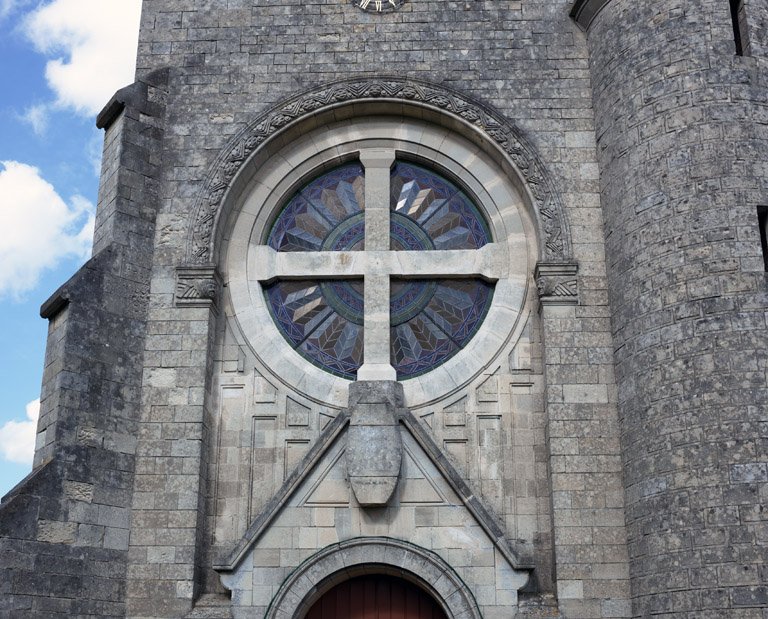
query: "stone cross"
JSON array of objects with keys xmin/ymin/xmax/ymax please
[
  {"xmin": 253, "ymin": 148, "xmax": 504, "ymax": 381},
  {"xmin": 253, "ymin": 148, "xmax": 504, "ymax": 506}
]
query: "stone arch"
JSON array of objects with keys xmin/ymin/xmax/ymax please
[
  {"xmin": 184, "ymin": 76, "xmax": 573, "ymax": 267},
  {"xmin": 264, "ymin": 537, "xmax": 482, "ymax": 619}
]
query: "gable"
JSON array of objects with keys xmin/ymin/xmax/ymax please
[{"xmin": 216, "ymin": 411, "xmax": 530, "ymax": 615}]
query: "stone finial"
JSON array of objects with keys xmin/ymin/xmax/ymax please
[{"xmin": 345, "ymin": 381, "xmax": 404, "ymax": 507}]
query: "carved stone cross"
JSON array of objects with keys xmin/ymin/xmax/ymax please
[
  {"xmin": 253, "ymin": 148, "xmax": 504, "ymax": 381},
  {"xmin": 253, "ymin": 148, "xmax": 504, "ymax": 505}
]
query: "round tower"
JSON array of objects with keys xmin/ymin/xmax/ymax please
[{"xmin": 579, "ymin": 0, "xmax": 768, "ymax": 615}]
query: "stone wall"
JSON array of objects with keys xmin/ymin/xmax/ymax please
[
  {"xmin": 1, "ymin": 1, "xmax": 638, "ymax": 617},
  {"xmin": 216, "ymin": 423, "xmax": 528, "ymax": 619},
  {"xmin": 0, "ymin": 70, "xmax": 168, "ymax": 618},
  {"xmin": 586, "ymin": 1, "xmax": 768, "ymax": 616},
  {"xmin": 126, "ymin": 1, "xmax": 629, "ymax": 617}
]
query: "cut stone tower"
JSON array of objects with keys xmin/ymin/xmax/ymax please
[
  {"xmin": 578, "ymin": 0, "xmax": 768, "ymax": 615},
  {"xmin": 1, "ymin": 1, "xmax": 767, "ymax": 618}
]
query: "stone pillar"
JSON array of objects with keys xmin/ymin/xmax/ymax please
[
  {"xmin": 125, "ymin": 267, "xmax": 220, "ymax": 617},
  {"xmin": 536, "ymin": 260, "xmax": 632, "ymax": 619},
  {"xmin": 581, "ymin": 1, "xmax": 768, "ymax": 615}
]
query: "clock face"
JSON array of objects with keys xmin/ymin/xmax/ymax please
[{"xmin": 353, "ymin": 0, "xmax": 404, "ymax": 12}]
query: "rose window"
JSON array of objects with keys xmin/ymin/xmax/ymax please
[{"xmin": 260, "ymin": 154, "xmax": 497, "ymax": 380}]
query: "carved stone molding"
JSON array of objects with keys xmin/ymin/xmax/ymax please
[
  {"xmin": 570, "ymin": 0, "xmax": 612, "ymax": 30},
  {"xmin": 175, "ymin": 266, "xmax": 222, "ymax": 313},
  {"xmin": 186, "ymin": 76, "xmax": 573, "ymax": 266},
  {"xmin": 535, "ymin": 261, "xmax": 579, "ymax": 306}
]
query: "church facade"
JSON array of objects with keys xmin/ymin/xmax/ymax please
[{"xmin": 2, "ymin": 1, "xmax": 768, "ymax": 617}]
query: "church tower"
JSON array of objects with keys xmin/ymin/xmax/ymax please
[
  {"xmin": 576, "ymin": 0, "xmax": 768, "ymax": 616},
  {"xmin": 1, "ymin": 1, "xmax": 767, "ymax": 618}
]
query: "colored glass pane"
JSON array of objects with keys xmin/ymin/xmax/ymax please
[{"xmin": 390, "ymin": 162, "xmax": 490, "ymax": 250}]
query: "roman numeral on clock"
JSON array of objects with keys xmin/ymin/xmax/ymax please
[{"xmin": 355, "ymin": 0, "xmax": 402, "ymax": 12}]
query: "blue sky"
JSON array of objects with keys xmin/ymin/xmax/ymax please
[{"xmin": 0, "ymin": 0, "xmax": 142, "ymax": 497}]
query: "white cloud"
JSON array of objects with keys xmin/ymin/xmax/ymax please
[
  {"xmin": 0, "ymin": 161, "xmax": 94, "ymax": 298},
  {"xmin": 22, "ymin": 0, "xmax": 142, "ymax": 116},
  {"xmin": 20, "ymin": 103, "xmax": 50, "ymax": 135},
  {"xmin": 87, "ymin": 129, "xmax": 104, "ymax": 176},
  {"xmin": 0, "ymin": 0, "xmax": 28, "ymax": 18},
  {"xmin": 0, "ymin": 399, "xmax": 39, "ymax": 466}
]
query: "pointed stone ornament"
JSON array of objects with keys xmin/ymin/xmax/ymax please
[{"xmin": 345, "ymin": 380, "xmax": 403, "ymax": 506}]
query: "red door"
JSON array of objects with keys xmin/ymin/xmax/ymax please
[{"xmin": 305, "ymin": 574, "xmax": 447, "ymax": 619}]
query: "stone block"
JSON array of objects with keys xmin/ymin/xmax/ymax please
[
  {"xmin": 730, "ymin": 463, "xmax": 768, "ymax": 483},
  {"xmin": 36, "ymin": 520, "xmax": 77, "ymax": 545}
]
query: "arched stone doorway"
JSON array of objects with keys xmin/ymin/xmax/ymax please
[
  {"xmin": 258, "ymin": 538, "xmax": 487, "ymax": 619},
  {"xmin": 305, "ymin": 574, "xmax": 447, "ymax": 619}
]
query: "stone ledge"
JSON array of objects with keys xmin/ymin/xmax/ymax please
[
  {"xmin": 96, "ymin": 67, "xmax": 170, "ymax": 130},
  {"xmin": 186, "ymin": 594, "xmax": 233, "ymax": 618}
]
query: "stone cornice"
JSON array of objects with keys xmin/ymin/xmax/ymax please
[{"xmin": 570, "ymin": 0, "xmax": 612, "ymax": 30}]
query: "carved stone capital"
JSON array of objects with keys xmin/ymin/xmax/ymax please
[
  {"xmin": 175, "ymin": 266, "xmax": 222, "ymax": 314},
  {"xmin": 535, "ymin": 261, "xmax": 579, "ymax": 306}
]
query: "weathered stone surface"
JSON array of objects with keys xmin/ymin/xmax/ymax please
[
  {"xmin": 9, "ymin": 1, "xmax": 768, "ymax": 618},
  {"xmin": 346, "ymin": 381, "xmax": 403, "ymax": 507},
  {"xmin": 0, "ymin": 68, "xmax": 168, "ymax": 618},
  {"xmin": 216, "ymin": 417, "xmax": 529, "ymax": 617},
  {"xmin": 586, "ymin": 1, "xmax": 768, "ymax": 616}
]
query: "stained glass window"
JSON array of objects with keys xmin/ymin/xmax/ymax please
[{"xmin": 264, "ymin": 161, "xmax": 494, "ymax": 379}]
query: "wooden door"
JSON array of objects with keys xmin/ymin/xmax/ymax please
[{"xmin": 305, "ymin": 574, "xmax": 447, "ymax": 619}]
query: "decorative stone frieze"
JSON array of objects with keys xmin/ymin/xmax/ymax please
[{"xmin": 187, "ymin": 76, "xmax": 573, "ymax": 266}]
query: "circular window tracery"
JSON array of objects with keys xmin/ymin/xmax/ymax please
[{"xmin": 264, "ymin": 161, "xmax": 495, "ymax": 380}]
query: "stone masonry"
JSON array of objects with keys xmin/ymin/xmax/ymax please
[
  {"xmin": 581, "ymin": 0, "xmax": 768, "ymax": 616},
  {"xmin": 0, "ymin": 68, "xmax": 168, "ymax": 617},
  {"xmin": 0, "ymin": 1, "xmax": 766, "ymax": 618}
]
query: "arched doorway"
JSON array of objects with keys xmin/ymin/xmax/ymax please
[
  {"xmin": 257, "ymin": 538, "xmax": 488, "ymax": 619},
  {"xmin": 305, "ymin": 574, "xmax": 447, "ymax": 619}
]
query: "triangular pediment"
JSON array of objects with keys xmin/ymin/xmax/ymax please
[
  {"xmin": 295, "ymin": 437, "xmax": 450, "ymax": 507},
  {"xmin": 214, "ymin": 409, "xmax": 531, "ymax": 576},
  {"xmin": 398, "ymin": 444, "xmax": 449, "ymax": 505}
]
